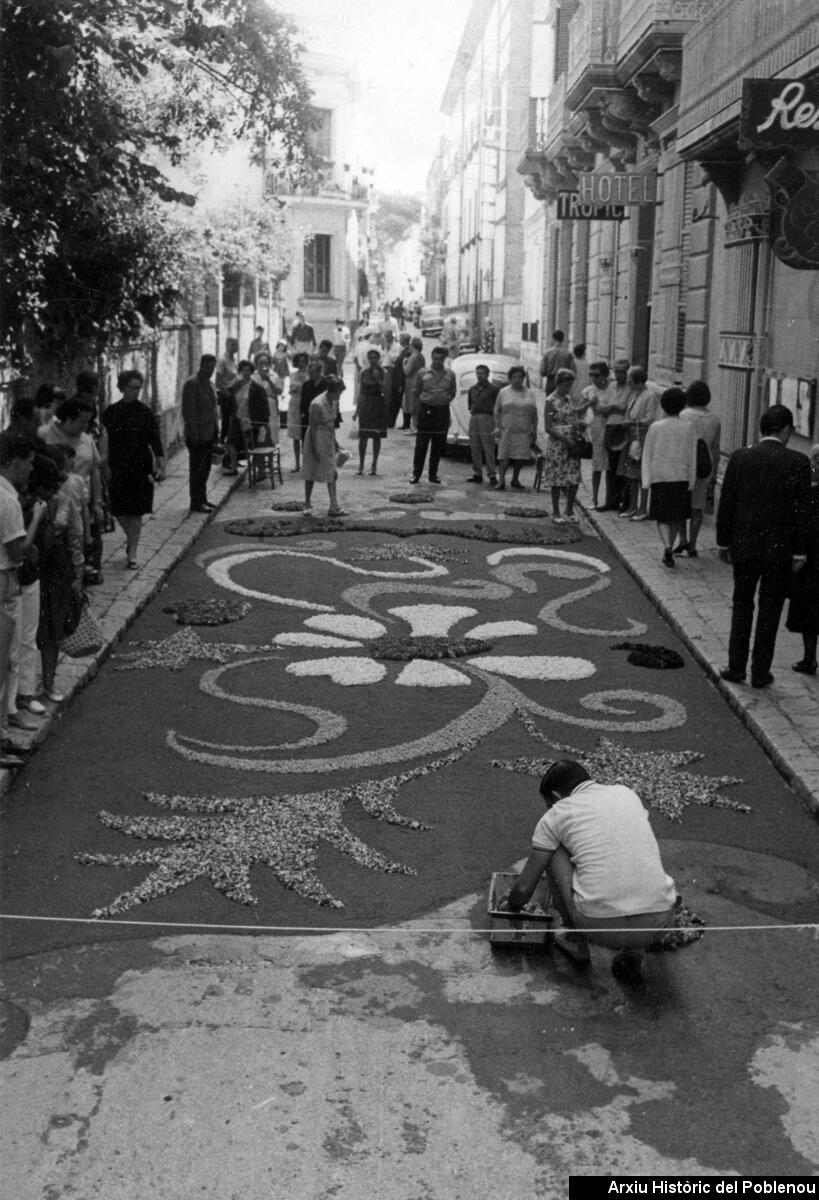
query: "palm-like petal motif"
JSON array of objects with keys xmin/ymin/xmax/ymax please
[
  {"xmin": 492, "ymin": 710, "xmax": 747, "ymax": 822},
  {"xmin": 115, "ymin": 628, "xmax": 275, "ymax": 671},
  {"xmin": 77, "ymin": 748, "xmax": 471, "ymax": 917}
]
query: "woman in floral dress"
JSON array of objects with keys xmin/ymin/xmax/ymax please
[
  {"xmin": 302, "ymin": 376, "xmax": 347, "ymax": 517},
  {"xmin": 493, "ymin": 365, "xmax": 538, "ymax": 491},
  {"xmin": 541, "ymin": 368, "xmax": 586, "ymax": 523}
]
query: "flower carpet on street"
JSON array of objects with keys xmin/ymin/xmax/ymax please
[{"xmin": 5, "ymin": 516, "xmax": 791, "ymax": 942}]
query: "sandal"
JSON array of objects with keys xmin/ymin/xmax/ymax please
[
  {"xmin": 327, "ymin": 509, "xmax": 348, "ymax": 518},
  {"xmin": 126, "ymin": 560, "xmax": 139, "ymax": 570}
]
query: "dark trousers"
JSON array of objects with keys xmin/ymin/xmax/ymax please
[
  {"xmin": 604, "ymin": 447, "xmax": 628, "ymax": 509},
  {"xmin": 413, "ymin": 404, "xmax": 450, "ymax": 479},
  {"xmin": 187, "ymin": 439, "xmax": 214, "ymax": 507},
  {"xmin": 728, "ymin": 556, "xmax": 790, "ymax": 681}
]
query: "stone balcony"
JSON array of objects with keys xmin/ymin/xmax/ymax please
[
  {"xmin": 264, "ymin": 169, "xmax": 370, "ymax": 205},
  {"xmin": 677, "ymin": 0, "xmax": 819, "ymax": 159},
  {"xmin": 565, "ymin": 0, "xmax": 622, "ymax": 110},
  {"xmin": 617, "ymin": 0, "xmax": 707, "ymax": 82}
]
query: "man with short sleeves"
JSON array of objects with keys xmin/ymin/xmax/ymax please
[
  {"xmin": 0, "ymin": 433, "xmax": 38, "ymax": 762},
  {"xmin": 182, "ymin": 354, "xmax": 219, "ymax": 514},
  {"xmin": 410, "ymin": 346, "xmax": 456, "ymax": 485},
  {"xmin": 539, "ymin": 330, "xmax": 575, "ymax": 396},
  {"xmin": 466, "ymin": 363, "xmax": 499, "ymax": 486},
  {"xmin": 332, "ymin": 319, "xmax": 351, "ymax": 375},
  {"xmin": 500, "ymin": 759, "xmax": 677, "ymax": 982}
]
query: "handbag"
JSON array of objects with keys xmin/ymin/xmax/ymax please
[
  {"xmin": 61, "ymin": 593, "xmax": 105, "ymax": 657},
  {"xmin": 567, "ymin": 431, "xmax": 593, "ymax": 459},
  {"xmin": 334, "ymin": 449, "xmax": 350, "ymax": 468},
  {"xmin": 604, "ymin": 425, "xmax": 628, "ymax": 454},
  {"xmin": 628, "ymin": 438, "xmax": 642, "ymax": 462}
]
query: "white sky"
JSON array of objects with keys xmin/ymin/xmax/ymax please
[{"xmin": 280, "ymin": 0, "xmax": 475, "ymax": 195}]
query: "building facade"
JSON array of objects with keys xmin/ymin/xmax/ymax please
[{"xmin": 514, "ymin": 0, "xmax": 819, "ymax": 454}]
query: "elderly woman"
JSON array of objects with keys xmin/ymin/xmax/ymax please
[
  {"xmin": 677, "ymin": 380, "xmax": 721, "ymax": 558},
  {"xmin": 248, "ymin": 353, "xmax": 282, "ymax": 449},
  {"xmin": 354, "ymin": 347, "xmax": 388, "ymax": 475},
  {"xmin": 580, "ymin": 361, "xmax": 612, "ymax": 510},
  {"xmin": 303, "ymin": 376, "xmax": 347, "ymax": 518},
  {"xmin": 641, "ymin": 387, "xmax": 697, "ymax": 569},
  {"xmin": 786, "ymin": 443, "xmax": 819, "ymax": 675},
  {"xmin": 618, "ymin": 365, "xmax": 660, "ymax": 520},
  {"xmin": 540, "ymin": 368, "xmax": 585, "ymax": 523},
  {"xmin": 493, "ymin": 365, "xmax": 538, "ymax": 493},
  {"xmin": 101, "ymin": 369, "xmax": 165, "ymax": 569}
]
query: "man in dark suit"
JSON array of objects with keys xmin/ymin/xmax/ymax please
[
  {"xmin": 716, "ymin": 403, "xmax": 811, "ymax": 688},
  {"xmin": 181, "ymin": 354, "xmax": 219, "ymax": 514}
]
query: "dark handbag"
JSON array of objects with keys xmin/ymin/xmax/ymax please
[
  {"xmin": 567, "ymin": 431, "xmax": 593, "ymax": 459},
  {"xmin": 604, "ymin": 425, "xmax": 628, "ymax": 454},
  {"xmin": 61, "ymin": 592, "xmax": 105, "ymax": 657}
]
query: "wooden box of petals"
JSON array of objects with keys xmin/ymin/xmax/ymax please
[{"xmin": 487, "ymin": 872, "xmax": 555, "ymax": 950}]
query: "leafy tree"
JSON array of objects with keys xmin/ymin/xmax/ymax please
[
  {"xmin": 0, "ymin": 0, "xmax": 315, "ymax": 365},
  {"xmin": 372, "ymin": 193, "xmax": 423, "ymax": 253}
]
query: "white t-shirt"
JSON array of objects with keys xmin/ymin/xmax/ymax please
[
  {"xmin": 0, "ymin": 475, "xmax": 25, "ymax": 571},
  {"xmin": 531, "ymin": 780, "xmax": 676, "ymax": 918}
]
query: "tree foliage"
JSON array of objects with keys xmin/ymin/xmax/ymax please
[
  {"xmin": 0, "ymin": 0, "xmax": 315, "ymax": 364},
  {"xmin": 372, "ymin": 193, "xmax": 423, "ymax": 253}
]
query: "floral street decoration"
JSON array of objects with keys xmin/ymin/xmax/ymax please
[
  {"xmin": 115, "ymin": 627, "xmax": 276, "ymax": 672},
  {"xmin": 77, "ymin": 748, "xmax": 469, "ymax": 916},
  {"xmin": 389, "ymin": 492, "xmax": 435, "ymax": 504},
  {"xmin": 224, "ymin": 517, "xmax": 583, "ymax": 546}
]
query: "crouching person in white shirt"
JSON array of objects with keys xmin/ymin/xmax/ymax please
[{"xmin": 500, "ymin": 759, "xmax": 677, "ymax": 982}]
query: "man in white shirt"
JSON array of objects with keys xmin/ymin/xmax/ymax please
[
  {"xmin": 0, "ymin": 433, "xmax": 39, "ymax": 762},
  {"xmin": 332, "ymin": 319, "xmax": 351, "ymax": 374},
  {"xmin": 501, "ymin": 759, "xmax": 677, "ymax": 982}
]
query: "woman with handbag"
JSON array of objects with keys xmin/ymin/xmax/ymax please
[
  {"xmin": 302, "ymin": 376, "xmax": 347, "ymax": 517},
  {"xmin": 540, "ymin": 369, "xmax": 585, "ymax": 523},
  {"xmin": 494, "ymin": 365, "xmax": 539, "ymax": 493},
  {"xmin": 617, "ymin": 366, "xmax": 660, "ymax": 521}
]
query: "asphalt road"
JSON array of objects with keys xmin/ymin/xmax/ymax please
[{"xmin": 2, "ymin": 391, "xmax": 818, "ymax": 1192}]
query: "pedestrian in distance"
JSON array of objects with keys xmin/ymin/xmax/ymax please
[
  {"xmin": 641, "ymin": 387, "xmax": 697, "ymax": 569},
  {"xmin": 716, "ymin": 403, "xmax": 812, "ymax": 689},
  {"xmin": 677, "ymin": 380, "xmax": 721, "ymax": 558},
  {"xmin": 181, "ymin": 353, "xmax": 219, "ymax": 514},
  {"xmin": 286, "ymin": 352, "xmax": 309, "ymax": 473},
  {"xmin": 581, "ymin": 361, "xmax": 611, "ymax": 509},
  {"xmin": 617, "ymin": 365, "xmax": 659, "ymax": 521},
  {"xmin": 354, "ymin": 348, "xmax": 388, "ymax": 476},
  {"xmin": 248, "ymin": 353, "xmax": 282, "ymax": 451},
  {"xmin": 410, "ymin": 346, "xmax": 456, "ymax": 485},
  {"xmin": 389, "ymin": 333, "xmax": 412, "ymax": 428},
  {"xmin": 102, "ymin": 370, "xmax": 165, "ymax": 569},
  {"xmin": 466, "ymin": 363, "xmax": 499, "ymax": 486},
  {"xmin": 402, "ymin": 337, "xmax": 425, "ymax": 432},
  {"xmin": 442, "ymin": 315, "xmax": 462, "ymax": 360},
  {"xmin": 785, "ymin": 443, "xmax": 819, "ymax": 676},
  {"xmin": 571, "ymin": 342, "xmax": 589, "ymax": 399},
  {"xmin": 332, "ymin": 318, "xmax": 351, "ymax": 375},
  {"xmin": 499, "ymin": 759, "xmax": 678, "ymax": 983},
  {"xmin": 289, "ymin": 311, "xmax": 316, "ymax": 357},
  {"xmin": 539, "ymin": 330, "xmax": 575, "ymax": 396},
  {"xmin": 215, "ymin": 337, "xmax": 240, "ymax": 475},
  {"xmin": 0, "ymin": 432, "xmax": 40, "ymax": 761},
  {"xmin": 493, "ymin": 366, "xmax": 537, "ymax": 492},
  {"xmin": 248, "ymin": 326, "xmax": 271, "ymax": 361}
]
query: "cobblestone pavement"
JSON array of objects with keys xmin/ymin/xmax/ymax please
[{"xmin": 2, "ymin": 408, "xmax": 816, "ymax": 816}]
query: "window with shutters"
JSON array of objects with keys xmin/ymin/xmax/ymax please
[{"xmin": 304, "ymin": 235, "xmax": 331, "ymax": 296}]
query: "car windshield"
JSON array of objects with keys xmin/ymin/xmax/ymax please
[{"xmin": 458, "ymin": 369, "xmax": 511, "ymax": 391}]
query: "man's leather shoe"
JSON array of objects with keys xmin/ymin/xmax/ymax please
[
  {"xmin": 467, "ymin": 475, "xmax": 483, "ymax": 483},
  {"xmin": 720, "ymin": 668, "xmax": 746, "ymax": 684},
  {"xmin": 189, "ymin": 505, "xmax": 212, "ymax": 514},
  {"xmin": 751, "ymin": 673, "xmax": 774, "ymax": 689},
  {"xmin": 202, "ymin": 501, "xmax": 216, "ymax": 510},
  {"xmin": 428, "ymin": 476, "xmax": 442, "ymax": 484}
]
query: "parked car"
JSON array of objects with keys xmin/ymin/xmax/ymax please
[
  {"xmin": 420, "ymin": 303, "xmax": 444, "ymax": 336},
  {"xmin": 445, "ymin": 353, "xmax": 532, "ymax": 450}
]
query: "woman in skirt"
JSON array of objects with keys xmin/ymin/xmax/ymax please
[
  {"xmin": 786, "ymin": 443, "xmax": 819, "ymax": 674},
  {"xmin": 641, "ymin": 388, "xmax": 697, "ymax": 568}
]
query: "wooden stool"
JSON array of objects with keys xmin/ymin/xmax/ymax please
[{"xmin": 247, "ymin": 444, "xmax": 283, "ymax": 490}]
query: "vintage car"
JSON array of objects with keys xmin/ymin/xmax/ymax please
[
  {"xmin": 419, "ymin": 303, "xmax": 445, "ymax": 336},
  {"xmin": 445, "ymin": 353, "xmax": 532, "ymax": 450}
]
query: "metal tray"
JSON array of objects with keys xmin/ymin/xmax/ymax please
[{"xmin": 487, "ymin": 871, "xmax": 554, "ymax": 948}]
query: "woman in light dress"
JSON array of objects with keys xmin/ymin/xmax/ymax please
[
  {"xmin": 678, "ymin": 380, "xmax": 721, "ymax": 557},
  {"xmin": 302, "ymin": 376, "xmax": 347, "ymax": 517},
  {"xmin": 493, "ymin": 365, "xmax": 538, "ymax": 491},
  {"xmin": 286, "ymin": 351, "xmax": 309, "ymax": 472}
]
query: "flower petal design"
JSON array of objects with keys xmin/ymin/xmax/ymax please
[
  {"xmin": 470, "ymin": 655, "xmax": 596, "ymax": 681},
  {"xmin": 304, "ymin": 615, "xmax": 387, "ymax": 639},
  {"xmin": 388, "ymin": 605, "xmax": 478, "ymax": 637},
  {"xmin": 395, "ymin": 661, "xmax": 471, "ymax": 688},
  {"xmin": 286, "ymin": 657, "xmax": 387, "ymax": 686},
  {"xmin": 465, "ymin": 621, "xmax": 538, "ymax": 639},
  {"xmin": 274, "ymin": 633, "xmax": 362, "ymax": 649}
]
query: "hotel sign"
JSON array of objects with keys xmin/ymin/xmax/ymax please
[
  {"xmin": 577, "ymin": 173, "xmax": 658, "ymax": 207},
  {"xmin": 556, "ymin": 191, "xmax": 626, "ymax": 221},
  {"xmin": 741, "ymin": 79, "xmax": 819, "ymax": 151}
]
